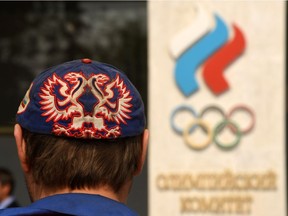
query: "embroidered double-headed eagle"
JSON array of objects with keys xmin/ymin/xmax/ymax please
[{"xmin": 39, "ymin": 72, "xmax": 132, "ymax": 138}]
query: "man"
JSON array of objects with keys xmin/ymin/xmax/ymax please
[
  {"xmin": 0, "ymin": 168, "xmax": 20, "ymax": 209},
  {"xmin": 0, "ymin": 59, "xmax": 148, "ymax": 215}
]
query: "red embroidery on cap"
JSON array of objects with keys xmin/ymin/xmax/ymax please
[{"xmin": 39, "ymin": 72, "xmax": 132, "ymax": 138}]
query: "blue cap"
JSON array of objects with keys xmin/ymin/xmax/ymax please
[{"xmin": 16, "ymin": 59, "xmax": 146, "ymax": 139}]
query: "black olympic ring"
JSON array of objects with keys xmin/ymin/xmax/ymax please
[{"xmin": 170, "ymin": 104, "xmax": 255, "ymax": 150}]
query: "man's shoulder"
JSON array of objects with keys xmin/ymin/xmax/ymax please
[
  {"xmin": 0, "ymin": 207, "xmax": 71, "ymax": 216},
  {"xmin": 0, "ymin": 193, "xmax": 138, "ymax": 216}
]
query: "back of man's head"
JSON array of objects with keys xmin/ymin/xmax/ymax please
[{"xmin": 15, "ymin": 59, "xmax": 147, "ymax": 201}]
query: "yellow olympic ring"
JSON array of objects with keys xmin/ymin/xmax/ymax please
[{"xmin": 183, "ymin": 119, "xmax": 212, "ymax": 150}]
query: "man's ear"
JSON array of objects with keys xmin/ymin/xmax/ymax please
[
  {"xmin": 134, "ymin": 129, "xmax": 149, "ymax": 176},
  {"xmin": 14, "ymin": 124, "xmax": 29, "ymax": 173}
]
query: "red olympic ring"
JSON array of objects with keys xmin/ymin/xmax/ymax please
[{"xmin": 228, "ymin": 105, "xmax": 255, "ymax": 134}]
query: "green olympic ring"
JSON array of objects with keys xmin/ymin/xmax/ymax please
[{"xmin": 213, "ymin": 120, "xmax": 241, "ymax": 150}]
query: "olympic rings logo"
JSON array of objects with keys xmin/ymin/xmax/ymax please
[{"xmin": 170, "ymin": 104, "xmax": 255, "ymax": 150}]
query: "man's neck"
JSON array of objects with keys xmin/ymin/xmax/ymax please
[
  {"xmin": 43, "ymin": 187, "xmax": 124, "ymax": 203},
  {"xmin": 28, "ymin": 180, "xmax": 132, "ymax": 204}
]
